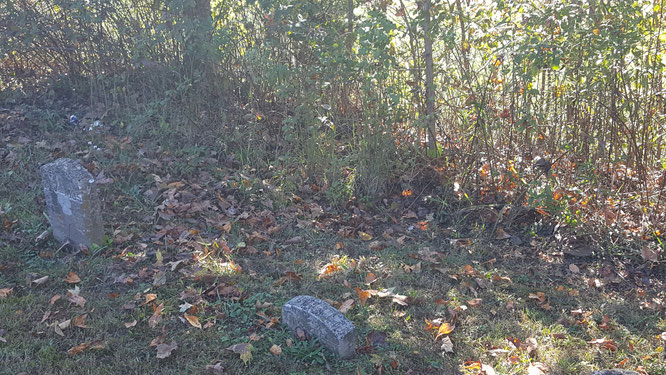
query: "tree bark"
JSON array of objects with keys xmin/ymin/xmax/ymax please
[{"xmin": 423, "ymin": 0, "xmax": 437, "ymax": 152}]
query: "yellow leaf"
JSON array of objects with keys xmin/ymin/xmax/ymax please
[
  {"xmin": 435, "ymin": 322, "xmax": 454, "ymax": 341},
  {"xmin": 358, "ymin": 231, "xmax": 373, "ymax": 241},
  {"xmin": 184, "ymin": 312, "xmax": 202, "ymax": 329},
  {"xmin": 593, "ymin": 28, "xmax": 599, "ymax": 36}
]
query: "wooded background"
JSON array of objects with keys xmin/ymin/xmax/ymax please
[{"xmin": 2, "ymin": 0, "xmax": 665, "ymax": 242}]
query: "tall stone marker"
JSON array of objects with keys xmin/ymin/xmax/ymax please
[
  {"xmin": 282, "ymin": 295, "xmax": 357, "ymax": 358},
  {"xmin": 40, "ymin": 158, "xmax": 104, "ymax": 249}
]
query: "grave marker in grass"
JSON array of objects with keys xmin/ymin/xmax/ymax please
[
  {"xmin": 40, "ymin": 158, "xmax": 104, "ymax": 249},
  {"xmin": 282, "ymin": 295, "xmax": 357, "ymax": 359}
]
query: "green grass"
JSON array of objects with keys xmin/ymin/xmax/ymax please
[{"xmin": 0, "ymin": 113, "xmax": 665, "ymax": 375}]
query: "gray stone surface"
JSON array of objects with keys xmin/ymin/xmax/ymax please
[
  {"xmin": 282, "ymin": 295, "xmax": 357, "ymax": 358},
  {"xmin": 40, "ymin": 158, "xmax": 104, "ymax": 249},
  {"xmin": 591, "ymin": 371, "xmax": 639, "ymax": 375}
]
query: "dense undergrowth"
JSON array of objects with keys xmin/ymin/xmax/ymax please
[{"xmin": 1, "ymin": 0, "xmax": 665, "ymax": 263}]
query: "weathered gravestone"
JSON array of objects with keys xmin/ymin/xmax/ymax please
[
  {"xmin": 40, "ymin": 158, "xmax": 104, "ymax": 249},
  {"xmin": 591, "ymin": 371, "xmax": 639, "ymax": 375},
  {"xmin": 282, "ymin": 295, "xmax": 357, "ymax": 358}
]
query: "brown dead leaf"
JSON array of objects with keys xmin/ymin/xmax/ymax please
[
  {"xmin": 184, "ymin": 312, "xmax": 202, "ymax": 329},
  {"xmin": 66, "ymin": 286, "xmax": 86, "ymax": 307},
  {"xmin": 156, "ymin": 341, "xmax": 178, "ymax": 359},
  {"xmin": 468, "ymin": 298, "xmax": 482, "ymax": 307},
  {"xmin": 641, "ymin": 244, "xmax": 662, "ymax": 262},
  {"xmin": 464, "ymin": 264, "xmax": 476, "ymax": 276},
  {"xmin": 269, "ymin": 344, "xmax": 282, "ymax": 355},
  {"xmin": 64, "ymin": 272, "xmax": 81, "ymax": 284},
  {"xmin": 0, "ymin": 288, "xmax": 13, "ymax": 299},
  {"xmin": 148, "ymin": 303, "xmax": 164, "ymax": 329},
  {"xmin": 365, "ymin": 272, "xmax": 378, "ymax": 285},
  {"xmin": 356, "ymin": 287, "xmax": 370, "ymax": 306},
  {"xmin": 144, "ymin": 293, "xmax": 157, "ymax": 305},
  {"xmin": 73, "ymin": 314, "xmax": 88, "ymax": 328},
  {"xmin": 339, "ymin": 298, "xmax": 355, "ymax": 313},
  {"xmin": 587, "ymin": 338, "xmax": 617, "ymax": 351}
]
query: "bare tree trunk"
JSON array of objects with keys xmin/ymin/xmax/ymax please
[{"xmin": 423, "ymin": 0, "xmax": 437, "ymax": 152}]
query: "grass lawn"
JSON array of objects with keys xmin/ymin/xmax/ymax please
[{"xmin": 1, "ymin": 108, "xmax": 665, "ymax": 374}]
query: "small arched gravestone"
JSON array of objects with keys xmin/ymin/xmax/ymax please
[
  {"xmin": 282, "ymin": 295, "xmax": 357, "ymax": 358},
  {"xmin": 40, "ymin": 158, "xmax": 104, "ymax": 249}
]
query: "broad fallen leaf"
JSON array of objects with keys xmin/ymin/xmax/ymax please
[
  {"xmin": 0, "ymin": 288, "xmax": 13, "ymax": 298},
  {"xmin": 588, "ymin": 338, "xmax": 617, "ymax": 351},
  {"xmin": 148, "ymin": 303, "xmax": 164, "ymax": 329},
  {"xmin": 184, "ymin": 312, "xmax": 202, "ymax": 329},
  {"xmin": 73, "ymin": 314, "xmax": 88, "ymax": 328},
  {"xmin": 356, "ymin": 287, "xmax": 370, "ymax": 306},
  {"xmin": 339, "ymin": 299, "xmax": 355, "ymax": 313},
  {"xmin": 64, "ymin": 272, "xmax": 81, "ymax": 284},
  {"xmin": 125, "ymin": 320, "xmax": 137, "ymax": 328},
  {"xmin": 527, "ymin": 362, "xmax": 548, "ymax": 375},
  {"xmin": 144, "ymin": 293, "xmax": 157, "ymax": 304},
  {"xmin": 67, "ymin": 340, "xmax": 104, "ymax": 355},
  {"xmin": 569, "ymin": 264, "xmax": 580, "ymax": 273},
  {"xmin": 66, "ymin": 286, "xmax": 86, "ymax": 308},
  {"xmin": 156, "ymin": 341, "xmax": 178, "ymax": 359},
  {"xmin": 32, "ymin": 275, "xmax": 49, "ymax": 286},
  {"xmin": 227, "ymin": 343, "xmax": 253, "ymax": 365},
  {"xmin": 468, "ymin": 298, "xmax": 482, "ymax": 307},
  {"xmin": 269, "ymin": 344, "xmax": 282, "ymax": 355},
  {"xmin": 358, "ymin": 231, "xmax": 373, "ymax": 241},
  {"xmin": 435, "ymin": 322, "xmax": 454, "ymax": 341},
  {"xmin": 440, "ymin": 336, "xmax": 454, "ymax": 353}
]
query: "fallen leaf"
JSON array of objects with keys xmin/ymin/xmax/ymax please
[
  {"xmin": 569, "ymin": 264, "xmax": 580, "ymax": 273},
  {"xmin": 495, "ymin": 228, "xmax": 511, "ymax": 240},
  {"xmin": 66, "ymin": 286, "xmax": 86, "ymax": 307},
  {"xmin": 0, "ymin": 288, "xmax": 13, "ymax": 299},
  {"xmin": 356, "ymin": 287, "xmax": 370, "ymax": 306},
  {"xmin": 32, "ymin": 275, "xmax": 49, "ymax": 286},
  {"xmin": 440, "ymin": 336, "xmax": 454, "ymax": 353},
  {"xmin": 588, "ymin": 338, "xmax": 617, "ymax": 351},
  {"xmin": 205, "ymin": 361, "xmax": 225, "ymax": 374},
  {"xmin": 527, "ymin": 362, "xmax": 548, "ymax": 375},
  {"xmin": 73, "ymin": 314, "xmax": 88, "ymax": 328},
  {"xmin": 184, "ymin": 312, "xmax": 202, "ymax": 329},
  {"xmin": 156, "ymin": 341, "xmax": 178, "ymax": 359},
  {"xmin": 435, "ymin": 322, "xmax": 454, "ymax": 341},
  {"xmin": 528, "ymin": 292, "xmax": 547, "ymax": 304},
  {"xmin": 641, "ymin": 245, "xmax": 662, "ymax": 262},
  {"xmin": 64, "ymin": 272, "xmax": 81, "ymax": 284},
  {"xmin": 468, "ymin": 298, "xmax": 482, "ymax": 307},
  {"xmin": 464, "ymin": 264, "xmax": 476, "ymax": 275},
  {"xmin": 365, "ymin": 273, "xmax": 377, "ymax": 285},
  {"xmin": 67, "ymin": 340, "xmax": 104, "ymax": 355},
  {"xmin": 125, "ymin": 320, "xmax": 137, "ymax": 328},
  {"xmin": 358, "ymin": 231, "xmax": 373, "ymax": 241},
  {"xmin": 339, "ymin": 299, "xmax": 355, "ymax": 313},
  {"xmin": 227, "ymin": 343, "xmax": 253, "ymax": 365},
  {"xmin": 144, "ymin": 293, "xmax": 157, "ymax": 304},
  {"xmin": 148, "ymin": 303, "xmax": 164, "ymax": 329},
  {"xmin": 269, "ymin": 344, "xmax": 282, "ymax": 355},
  {"xmin": 368, "ymin": 241, "xmax": 385, "ymax": 251}
]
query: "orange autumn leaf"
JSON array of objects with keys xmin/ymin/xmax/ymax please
[
  {"xmin": 64, "ymin": 272, "xmax": 81, "ymax": 284},
  {"xmin": 365, "ymin": 272, "xmax": 377, "ymax": 284},
  {"xmin": 355, "ymin": 287, "xmax": 370, "ymax": 306},
  {"xmin": 401, "ymin": 189, "xmax": 413, "ymax": 197}
]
